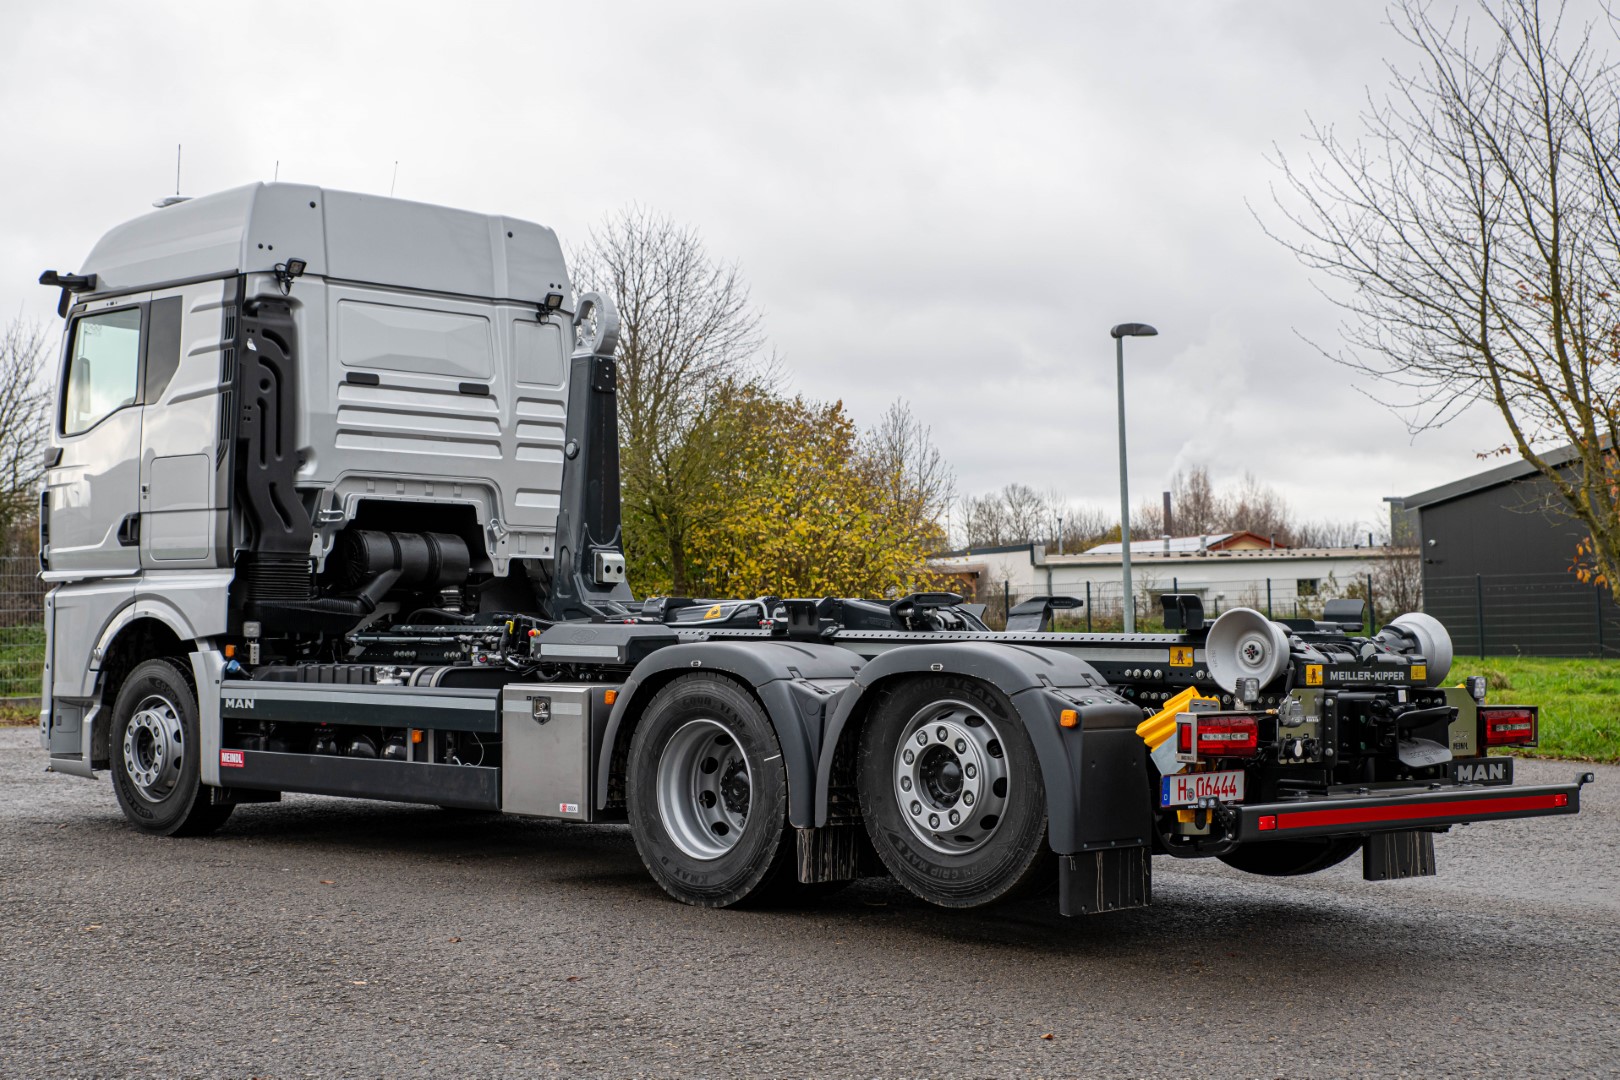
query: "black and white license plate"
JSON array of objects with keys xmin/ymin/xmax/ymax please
[{"xmin": 1161, "ymin": 770, "xmax": 1245, "ymax": 807}]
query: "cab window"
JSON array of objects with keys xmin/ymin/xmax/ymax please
[{"xmin": 62, "ymin": 307, "xmax": 142, "ymax": 435}]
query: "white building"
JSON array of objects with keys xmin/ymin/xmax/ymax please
[{"xmin": 932, "ymin": 534, "xmax": 1399, "ymax": 621}]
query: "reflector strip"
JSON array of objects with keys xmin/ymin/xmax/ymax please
[{"xmin": 1276, "ymin": 792, "xmax": 1570, "ymax": 831}]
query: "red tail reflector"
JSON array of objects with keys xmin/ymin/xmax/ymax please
[
  {"xmin": 1481, "ymin": 705, "xmax": 1538, "ymax": 747},
  {"xmin": 1257, "ymin": 815, "xmax": 1277, "ymax": 831}
]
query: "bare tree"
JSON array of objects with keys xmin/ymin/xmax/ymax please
[
  {"xmin": 570, "ymin": 208, "xmax": 775, "ymax": 594},
  {"xmin": 0, "ymin": 319, "xmax": 50, "ymax": 548},
  {"xmin": 861, "ymin": 399, "xmax": 955, "ymax": 549},
  {"xmin": 1266, "ymin": 0, "xmax": 1620, "ymax": 597}
]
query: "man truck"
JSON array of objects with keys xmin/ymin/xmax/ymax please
[{"xmin": 36, "ymin": 184, "xmax": 1590, "ymax": 915}]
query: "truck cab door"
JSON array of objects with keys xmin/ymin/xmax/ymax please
[
  {"xmin": 138, "ymin": 288, "xmax": 225, "ymax": 567},
  {"xmin": 43, "ymin": 297, "xmax": 150, "ymax": 577}
]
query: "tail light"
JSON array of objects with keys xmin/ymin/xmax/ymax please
[
  {"xmin": 1176, "ymin": 713, "xmax": 1260, "ymax": 761},
  {"xmin": 1480, "ymin": 705, "xmax": 1538, "ymax": 747}
]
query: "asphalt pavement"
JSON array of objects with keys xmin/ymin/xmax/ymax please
[{"xmin": 2, "ymin": 727, "xmax": 1615, "ymax": 1079}]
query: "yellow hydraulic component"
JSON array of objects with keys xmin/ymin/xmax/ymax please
[{"xmin": 1135, "ymin": 685, "xmax": 1220, "ymax": 750}]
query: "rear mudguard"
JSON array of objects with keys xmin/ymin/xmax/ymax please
[
  {"xmin": 599, "ymin": 641, "xmax": 864, "ymax": 827},
  {"xmin": 812, "ymin": 642, "xmax": 1148, "ymax": 854}
]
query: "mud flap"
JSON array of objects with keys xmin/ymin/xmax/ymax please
[
  {"xmin": 1058, "ymin": 845, "xmax": 1150, "ymax": 915},
  {"xmin": 1362, "ymin": 829, "xmax": 1436, "ymax": 880}
]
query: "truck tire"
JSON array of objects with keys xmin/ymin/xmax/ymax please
[
  {"xmin": 1218, "ymin": 837, "xmax": 1362, "ymax": 877},
  {"xmin": 857, "ymin": 674, "xmax": 1053, "ymax": 909},
  {"xmin": 626, "ymin": 674, "xmax": 798, "ymax": 908},
  {"xmin": 109, "ymin": 659, "xmax": 233, "ymax": 837}
]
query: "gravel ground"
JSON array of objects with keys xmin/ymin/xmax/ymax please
[{"xmin": 1, "ymin": 727, "xmax": 1615, "ymax": 1079}]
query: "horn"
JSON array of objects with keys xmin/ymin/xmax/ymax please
[
  {"xmin": 1384, "ymin": 612, "xmax": 1453, "ymax": 687},
  {"xmin": 1205, "ymin": 608, "xmax": 1292, "ymax": 694}
]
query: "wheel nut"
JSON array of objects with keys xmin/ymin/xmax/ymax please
[
  {"xmin": 949, "ymin": 810, "xmax": 960, "ymax": 824},
  {"xmin": 964, "ymin": 764, "xmax": 976, "ymax": 779},
  {"xmin": 916, "ymin": 732, "xmax": 928, "ymax": 746},
  {"xmin": 963, "ymin": 791, "xmax": 975, "ymax": 805},
  {"xmin": 910, "ymin": 801, "xmax": 922, "ymax": 816},
  {"xmin": 903, "ymin": 749, "xmax": 915, "ymax": 764},
  {"xmin": 928, "ymin": 814, "xmax": 940, "ymax": 829},
  {"xmin": 900, "ymin": 776, "xmax": 912, "ymax": 791},
  {"xmin": 954, "ymin": 738, "xmax": 966, "ymax": 753},
  {"xmin": 935, "ymin": 726, "xmax": 948, "ymax": 742}
]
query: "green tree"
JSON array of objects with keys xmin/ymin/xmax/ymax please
[{"xmin": 687, "ymin": 392, "xmax": 944, "ymax": 599}]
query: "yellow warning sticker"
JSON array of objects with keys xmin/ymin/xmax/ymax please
[
  {"xmin": 1169, "ymin": 645, "xmax": 1194, "ymax": 668},
  {"xmin": 1305, "ymin": 664, "xmax": 1323, "ymax": 687},
  {"xmin": 1411, "ymin": 664, "xmax": 1427, "ymax": 682},
  {"xmin": 703, "ymin": 604, "xmax": 725, "ymax": 620}
]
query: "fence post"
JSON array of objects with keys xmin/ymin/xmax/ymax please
[
  {"xmin": 1085, "ymin": 581, "xmax": 1092, "ymax": 632},
  {"xmin": 1266, "ymin": 578, "xmax": 1272, "ymax": 619},
  {"xmin": 1367, "ymin": 572, "xmax": 1375, "ymax": 634},
  {"xmin": 1475, "ymin": 574, "xmax": 1486, "ymax": 659},
  {"xmin": 1598, "ymin": 587, "xmax": 1605, "ymax": 657},
  {"xmin": 1173, "ymin": 576, "xmax": 1178, "ymax": 592},
  {"xmin": 1003, "ymin": 579, "xmax": 1009, "ymax": 631}
]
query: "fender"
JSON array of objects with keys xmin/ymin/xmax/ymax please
[
  {"xmin": 599, "ymin": 640, "xmax": 864, "ymax": 828},
  {"xmin": 811, "ymin": 641, "xmax": 1145, "ymax": 853}
]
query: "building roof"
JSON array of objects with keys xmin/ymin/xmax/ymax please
[
  {"xmin": 1085, "ymin": 531, "xmax": 1281, "ymax": 555},
  {"xmin": 1400, "ymin": 444, "xmax": 1586, "ymax": 511}
]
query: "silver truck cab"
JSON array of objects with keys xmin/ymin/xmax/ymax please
[{"xmin": 40, "ymin": 183, "xmax": 599, "ymax": 774}]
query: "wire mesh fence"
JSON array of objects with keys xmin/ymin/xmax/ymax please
[{"xmin": 0, "ymin": 555, "xmax": 45, "ymax": 703}]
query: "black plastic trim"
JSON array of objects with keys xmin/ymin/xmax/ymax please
[{"xmin": 223, "ymin": 750, "xmax": 499, "ymax": 810}]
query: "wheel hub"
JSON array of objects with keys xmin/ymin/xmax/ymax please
[
  {"xmin": 656, "ymin": 719, "xmax": 753, "ymax": 861},
  {"xmin": 122, "ymin": 694, "xmax": 185, "ymax": 802},
  {"xmin": 892, "ymin": 701, "xmax": 1010, "ymax": 855}
]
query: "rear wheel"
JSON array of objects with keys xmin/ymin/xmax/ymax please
[
  {"xmin": 857, "ymin": 675, "xmax": 1053, "ymax": 909},
  {"xmin": 1218, "ymin": 837, "xmax": 1362, "ymax": 877},
  {"xmin": 109, "ymin": 659, "xmax": 233, "ymax": 837},
  {"xmin": 626, "ymin": 675, "xmax": 798, "ymax": 908}
]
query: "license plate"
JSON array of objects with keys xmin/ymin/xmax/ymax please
[{"xmin": 1161, "ymin": 770, "xmax": 1245, "ymax": 807}]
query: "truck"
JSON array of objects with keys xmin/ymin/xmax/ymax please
[{"xmin": 36, "ymin": 184, "xmax": 1592, "ymax": 915}]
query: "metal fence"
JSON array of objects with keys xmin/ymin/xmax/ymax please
[
  {"xmin": 0, "ymin": 555, "xmax": 44, "ymax": 703},
  {"xmin": 1424, "ymin": 572, "xmax": 1618, "ymax": 659}
]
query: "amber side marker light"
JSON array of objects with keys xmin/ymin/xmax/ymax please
[
  {"xmin": 604, "ymin": 689, "xmax": 618, "ymax": 706},
  {"xmin": 1059, "ymin": 709, "xmax": 1079, "ymax": 728}
]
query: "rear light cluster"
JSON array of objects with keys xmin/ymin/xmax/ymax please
[
  {"xmin": 1176, "ymin": 713, "xmax": 1260, "ymax": 761},
  {"xmin": 1480, "ymin": 705, "xmax": 1538, "ymax": 747}
]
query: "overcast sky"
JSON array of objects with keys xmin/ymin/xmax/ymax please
[{"xmin": 0, "ymin": 1, "xmax": 1516, "ymax": 535}]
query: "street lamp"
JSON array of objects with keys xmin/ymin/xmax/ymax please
[{"xmin": 1110, "ymin": 322, "xmax": 1158, "ymax": 633}]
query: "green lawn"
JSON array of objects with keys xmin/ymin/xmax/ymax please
[{"xmin": 1463, "ymin": 656, "xmax": 1620, "ymax": 763}]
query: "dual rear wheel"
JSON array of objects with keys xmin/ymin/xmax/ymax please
[{"xmin": 628, "ymin": 672, "xmax": 1051, "ymax": 910}]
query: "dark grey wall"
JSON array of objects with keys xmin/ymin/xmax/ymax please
[
  {"xmin": 1418, "ymin": 472, "xmax": 1589, "ymax": 579},
  {"xmin": 1417, "ymin": 470, "xmax": 1616, "ymax": 657}
]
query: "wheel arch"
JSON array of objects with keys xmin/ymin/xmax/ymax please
[
  {"xmin": 598, "ymin": 641, "xmax": 863, "ymax": 828},
  {"xmin": 88, "ymin": 611, "xmax": 198, "ymax": 770},
  {"xmin": 812, "ymin": 642, "xmax": 1146, "ymax": 854}
]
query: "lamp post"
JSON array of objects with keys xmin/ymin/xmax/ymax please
[{"xmin": 1110, "ymin": 322, "xmax": 1158, "ymax": 632}]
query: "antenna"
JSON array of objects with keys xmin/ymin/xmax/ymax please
[
  {"xmin": 274, "ymin": 160, "xmax": 280, "ymax": 182},
  {"xmin": 175, "ymin": 143, "xmax": 182, "ymax": 195},
  {"xmin": 390, "ymin": 161, "xmax": 399, "ymax": 197}
]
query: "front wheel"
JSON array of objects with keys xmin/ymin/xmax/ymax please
[
  {"xmin": 626, "ymin": 675, "xmax": 797, "ymax": 908},
  {"xmin": 109, "ymin": 659, "xmax": 232, "ymax": 837},
  {"xmin": 857, "ymin": 675, "xmax": 1054, "ymax": 909}
]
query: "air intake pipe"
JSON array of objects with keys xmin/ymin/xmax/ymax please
[{"xmin": 305, "ymin": 529, "xmax": 472, "ymax": 616}]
